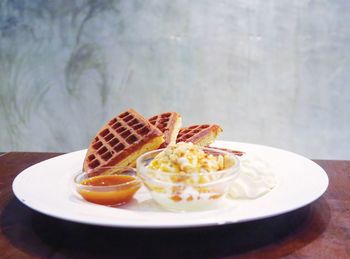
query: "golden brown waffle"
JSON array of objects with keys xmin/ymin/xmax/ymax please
[
  {"xmin": 176, "ymin": 124, "xmax": 223, "ymax": 146},
  {"xmin": 148, "ymin": 112, "xmax": 182, "ymax": 148},
  {"xmin": 83, "ymin": 109, "xmax": 164, "ymax": 173}
]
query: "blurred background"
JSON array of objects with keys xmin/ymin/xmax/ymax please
[{"xmin": 0, "ymin": 0, "xmax": 349, "ymax": 159}]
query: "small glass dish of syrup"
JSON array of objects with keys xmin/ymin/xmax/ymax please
[{"xmin": 74, "ymin": 166, "xmax": 141, "ymax": 206}]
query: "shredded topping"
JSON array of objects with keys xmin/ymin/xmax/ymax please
[{"xmin": 148, "ymin": 142, "xmax": 233, "ymax": 174}]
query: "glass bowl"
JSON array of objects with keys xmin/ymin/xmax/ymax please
[
  {"xmin": 74, "ymin": 167, "xmax": 141, "ymax": 206},
  {"xmin": 136, "ymin": 147, "xmax": 240, "ymax": 211}
]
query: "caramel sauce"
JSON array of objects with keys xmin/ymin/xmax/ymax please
[
  {"xmin": 81, "ymin": 175, "xmax": 134, "ymax": 186},
  {"xmin": 78, "ymin": 175, "xmax": 140, "ymax": 206}
]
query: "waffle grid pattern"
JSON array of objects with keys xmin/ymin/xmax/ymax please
[
  {"xmin": 85, "ymin": 111, "xmax": 152, "ymax": 170},
  {"xmin": 148, "ymin": 112, "xmax": 172, "ymax": 133},
  {"xmin": 149, "ymin": 112, "xmax": 175, "ymax": 148},
  {"xmin": 176, "ymin": 125, "xmax": 210, "ymax": 143}
]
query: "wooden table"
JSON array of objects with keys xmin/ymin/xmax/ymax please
[{"xmin": 0, "ymin": 152, "xmax": 349, "ymax": 258}]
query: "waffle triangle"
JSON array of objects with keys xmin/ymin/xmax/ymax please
[
  {"xmin": 148, "ymin": 112, "xmax": 182, "ymax": 148},
  {"xmin": 176, "ymin": 124, "xmax": 222, "ymax": 146},
  {"xmin": 83, "ymin": 108, "xmax": 164, "ymax": 173}
]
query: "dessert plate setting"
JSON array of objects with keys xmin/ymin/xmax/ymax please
[{"xmin": 12, "ymin": 141, "xmax": 329, "ymax": 228}]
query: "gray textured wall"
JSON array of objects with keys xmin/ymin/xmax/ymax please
[{"xmin": 0, "ymin": 0, "xmax": 349, "ymax": 159}]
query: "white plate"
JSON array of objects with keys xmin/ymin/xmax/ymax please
[{"xmin": 12, "ymin": 141, "xmax": 328, "ymax": 228}]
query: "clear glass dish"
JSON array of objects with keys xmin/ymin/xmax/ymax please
[
  {"xmin": 74, "ymin": 167, "xmax": 141, "ymax": 206},
  {"xmin": 136, "ymin": 147, "xmax": 240, "ymax": 211}
]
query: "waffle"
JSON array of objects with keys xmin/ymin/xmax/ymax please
[
  {"xmin": 148, "ymin": 112, "xmax": 182, "ymax": 148},
  {"xmin": 206, "ymin": 146, "xmax": 245, "ymax": 156},
  {"xmin": 176, "ymin": 124, "xmax": 223, "ymax": 146},
  {"xmin": 83, "ymin": 108, "xmax": 164, "ymax": 174}
]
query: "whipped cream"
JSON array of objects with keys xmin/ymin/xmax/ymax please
[{"xmin": 228, "ymin": 154, "xmax": 277, "ymax": 199}]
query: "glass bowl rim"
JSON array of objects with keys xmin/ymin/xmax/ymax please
[
  {"xmin": 139, "ymin": 168, "xmax": 239, "ymax": 187},
  {"xmin": 74, "ymin": 167, "xmax": 141, "ymax": 190},
  {"xmin": 136, "ymin": 146, "xmax": 240, "ymax": 177}
]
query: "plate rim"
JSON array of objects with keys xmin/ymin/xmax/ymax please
[{"xmin": 12, "ymin": 141, "xmax": 329, "ymax": 228}]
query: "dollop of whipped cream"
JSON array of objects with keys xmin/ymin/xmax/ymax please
[{"xmin": 228, "ymin": 154, "xmax": 277, "ymax": 199}]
